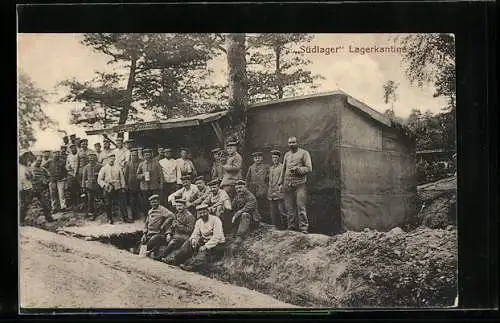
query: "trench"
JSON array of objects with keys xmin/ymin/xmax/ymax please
[{"xmin": 83, "ymin": 230, "xmax": 323, "ymax": 307}]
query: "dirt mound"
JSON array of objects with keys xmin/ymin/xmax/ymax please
[
  {"xmin": 207, "ymin": 226, "xmax": 457, "ymax": 307},
  {"xmin": 417, "ymin": 176, "xmax": 457, "ymax": 229}
]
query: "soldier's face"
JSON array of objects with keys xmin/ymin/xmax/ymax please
[
  {"xmin": 226, "ymin": 146, "xmax": 236, "ymax": 154},
  {"xmin": 150, "ymin": 199, "xmax": 159, "ymax": 209},
  {"xmin": 108, "ymin": 156, "xmax": 116, "ymax": 165},
  {"xmin": 197, "ymin": 209, "xmax": 208, "ymax": 219},
  {"xmin": 89, "ymin": 155, "xmax": 97, "ymax": 163},
  {"xmin": 235, "ymin": 184, "xmax": 245, "ymax": 194},
  {"xmin": 144, "ymin": 152, "xmax": 152, "ymax": 160},
  {"xmin": 165, "ymin": 151, "xmax": 172, "ymax": 158},
  {"xmin": 94, "ymin": 144, "xmax": 101, "ymax": 151},
  {"xmin": 254, "ymin": 156, "xmax": 262, "ymax": 164},
  {"xmin": 81, "ymin": 142, "xmax": 88, "ymax": 149},
  {"xmin": 43, "ymin": 152, "xmax": 50, "ymax": 159},
  {"xmin": 175, "ymin": 203, "xmax": 185, "ymax": 212},
  {"xmin": 195, "ymin": 180, "xmax": 205, "ymax": 191},
  {"xmin": 180, "ymin": 150, "xmax": 188, "ymax": 159},
  {"xmin": 103, "ymin": 142, "xmax": 110, "ymax": 149},
  {"xmin": 182, "ymin": 179, "xmax": 191, "ymax": 188},
  {"xmin": 288, "ymin": 138, "xmax": 298, "ymax": 150},
  {"xmin": 272, "ymin": 155, "xmax": 280, "ymax": 164},
  {"xmin": 210, "ymin": 185, "xmax": 218, "ymax": 194},
  {"xmin": 70, "ymin": 146, "xmax": 77, "ymax": 153},
  {"xmin": 34, "ymin": 158, "xmax": 42, "ymax": 167},
  {"xmin": 116, "ymin": 141, "xmax": 123, "ymax": 148}
]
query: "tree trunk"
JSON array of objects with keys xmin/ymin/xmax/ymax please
[
  {"xmin": 275, "ymin": 45, "xmax": 284, "ymax": 99},
  {"xmin": 117, "ymin": 57, "xmax": 137, "ymax": 138},
  {"xmin": 223, "ymin": 33, "xmax": 248, "ymax": 148}
]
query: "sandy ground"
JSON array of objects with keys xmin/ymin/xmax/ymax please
[{"xmin": 20, "ymin": 227, "xmax": 297, "ymax": 309}]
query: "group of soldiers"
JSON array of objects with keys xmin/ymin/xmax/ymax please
[{"xmin": 18, "ymin": 133, "xmax": 313, "ymax": 271}]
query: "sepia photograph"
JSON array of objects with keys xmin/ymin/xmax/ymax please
[{"xmin": 18, "ymin": 33, "xmax": 457, "ymax": 310}]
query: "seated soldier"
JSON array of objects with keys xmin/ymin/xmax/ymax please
[
  {"xmin": 191, "ymin": 176, "xmax": 210, "ymax": 207},
  {"xmin": 171, "ymin": 204, "xmax": 226, "ymax": 272},
  {"xmin": 230, "ymin": 180, "xmax": 261, "ymax": 250},
  {"xmin": 160, "ymin": 198, "xmax": 196, "ymax": 263},
  {"xmin": 167, "ymin": 175, "xmax": 200, "ymax": 213},
  {"xmin": 202, "ymin": 178, "xmax": 232, "ymax": 233},
  {"xmin": 140, "ymin": 194, "xmax": 175, "ymax": 259}
]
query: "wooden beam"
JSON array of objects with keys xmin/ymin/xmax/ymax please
[{"xmin": 210, "ymin": 121, "xmax": 225, "ymax": 147}]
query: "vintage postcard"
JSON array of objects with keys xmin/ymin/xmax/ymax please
[{"xmin": 18, "ymin": 33, "xmax": 457, "ymax": 310}]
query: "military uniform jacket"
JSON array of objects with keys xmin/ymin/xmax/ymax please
[
  {"xmin": 136, "ymin": 159, "xmax": 163, "ymax": 191},
  {"xmin": 166, "ymin": 210, "xmax": 196, "ymax": 240},
  {"xmin": 221, "ymin": 152, "xmax": 243, "ymax": 186},
  {"xmin": 124, "ymin": 159, "xmax": 141, "ymax": 191},
  {"xmin": 246, "ymin": 163, "xmax": 269, "ymax": 198},
  {"xmin": 268, "ymin": 163, "xmax": 284, "ymax": 200},
  {"xmin": 81, "ymin": 162, "xmax": 102, "ymax": 190},
  {"xmin": 232, "ymin": 188, "xmax": 260, "ymax": 223}
]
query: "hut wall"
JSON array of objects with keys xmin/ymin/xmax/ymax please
[
  {"xmin": 339, "ymin": 103, "xmax": 417, "ymax": 231},
  {"xmin": 246, "ymin": 95, "xmax": 342, "ymax": 234}
]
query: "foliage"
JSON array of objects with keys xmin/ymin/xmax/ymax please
[
  {"xmin": 18, "ymin": 72, "xmax": 56, "ymax": 149},
  {"xmin": 382, "ymin": 80, "xmax": 399, "ymax": 107},
  {"xmin": 60, "ymin": 33, "xmax": 226, "ymax": 128},
  {"xmin": 397, "ymin": 34, "xmax": 456, "ymax": 110},
  {"xmin": 405, "ymin": 108, "xmax": 456, "ymax": 151},
  {"xmin": 246, "ymin": 34, "xmax": 323, "ymax": 103}
]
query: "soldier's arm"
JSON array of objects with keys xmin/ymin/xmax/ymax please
[
  {"xmin": 298, "ymin": 150, "xmax": 313, "ymax": 175},
  {"xmin": 240, "ymin": 193, "xmax": 258, "ymax": 214}
]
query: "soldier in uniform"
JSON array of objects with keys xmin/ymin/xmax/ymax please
[
  {"xmin": 229, "ymin": 180, "xmax": 260, "ymax": 250},
  {"xmin": 97, "ymin": 153, "xmax": 129, "ymax": 224},
  {"xmin": 81, "ymin": 153, "xmax": 102, "ymax": 219},
  {"xmin": 158, "ymin": 147, "xmax": 178, "ymax": 207},
  {"xmin": 201, "ymin": 178, "xmax": 232, "ymax": 234},
  {"xmin": 176, "ymin": 148, "xmax": 197, "ymax": 185},
  {"xmin": 124, "ymin": 148, "xmax": 142, "ymax": 221},
  {"xmin": 268, "ymin": 150, "xmax": 286, "ymax": 229},
  {"xmin": 210, "ymin": 148, "xmax": 224, "ymax": 181},
  {"xmin": 246, "ymin": 151, "xmax": 270, "ymax": 223},
  {"xmin": 137, "ymin": 148, "xmax": 164, "ymax": 214},
  {"xmin": 220, "ymin": 141, "xmax": 242, "ymax": 199},
  {"xmin": 140, "ymin": 194, "xmax": 175, "ymax": 259}
]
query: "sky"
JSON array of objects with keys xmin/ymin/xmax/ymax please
[{"xmin": 18, "ymin": 33, "xmax": 449, "ymax": 150}]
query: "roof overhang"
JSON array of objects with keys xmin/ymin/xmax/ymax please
[{"xmin": 85, "ymin": 111, "xmax": 227, "ymax": 136}]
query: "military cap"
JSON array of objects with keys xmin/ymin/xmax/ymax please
[
  {"xmin": 211, "ymin": 148, "xmax": 221, "ymax": 154},
  {"xmin": 179, "ymin": 147, "xmax": 190, "ymax": 152},
  {"xmin": 148, "ymin": 194, "xmax": 160, "ymax": 201},
  {"xmin": 226, "ymin": 141, "xmax": 238, "ymax": 146},
  {"xmin": 88, "ymin": 152, "xmax": 97, "ymax": 157},
  {"xmin": 235, "ymin": 180, "xmax": 246, "ymax": 186},
  {"xmin": 208, "ymin": 178, "xmax": 221, "ymax": 186},
  {"xmin": 194, "ymin": 176, "xmax": 205, "ymax": 183},
  {"xmin": 94, "ymin": 142, "xmax": 101, "ymax": 146},
  {"xmin": 125, "ymin": 139, "xmax": 134, "ymax": 143},
  {"xmin": 115, "ymin": 137, "xmax": 124, "ymax": 142},
  {"xmin": 69, "ymin": 134, "xmax": 76, "ymax": 139},
  {"xmin": 80, "ymin": 138, "xmax": 88, "ymax": 143},
  {"xmin": 181, "ymin": 174, "xmax": 192, "ymax": 181},
  {"xmin": 60, "ymin": 145, "xmax": 67, "ymax": 149},
  {"xmin": 108, "ymin": 153, "xmax": 116, "ymax": 157},
  {"xmin": 43, "ymin": 150, "xmax": 51, "ymax": 153},
  {"xmin": 270, "ymin": 150, "xmax": 282, "ymax": 156},
  {"xmin": 129, "ymin": 148, "xmax": 138, "ymax": 152},
  {"xmin": 163, "ymin": 148, "xmax": 172, "ymax": 152},
  {"xmin": 69, "ymin": 143, "xmax": 77, "ymax": 148},
  {"xmin": 142, "ymin": 148, "xmax": 152, "ymax": 154},
  {"xmin": 195, "ymin": 204, "xmax": 209, "ymax": 211},
  {"xmin": 251, "ymin": 151, "xmax": 263, "ymax": 157},
  {"xmin": 103, "ymin": 138, "xmax": 111, "ymax": 143}
]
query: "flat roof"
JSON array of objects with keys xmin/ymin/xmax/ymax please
[
  {"xmin": 86, "ymin": 90, "xmax": 398, "ymax": 136},
  {"xmin": 85, "ymin": 111, "xmax": 227, "ymax": 136}
]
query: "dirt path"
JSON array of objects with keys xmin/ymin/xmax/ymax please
[{"xmin": 20, "ymin": 227, "xmax": 297, "ymax": 309}]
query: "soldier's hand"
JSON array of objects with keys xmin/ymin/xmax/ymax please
[
  {"xmin": 191, "ymin": 239, "xmax": 198, "ymax": 248},
  {"xmin": 199, "ymin": 245, "xmax": 207, "ymax": 252},
  {"xmin": 165, "ymin": 234, "xmax": 172, "ymax": 242}
]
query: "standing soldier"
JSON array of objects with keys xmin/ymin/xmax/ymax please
[
  {"xmin": 40, "ymin": 150, "xmax": 51, "ymax": 168},
  {"xmin": 221, "ymin": 141, "xmax": 243, "ymax": 199},
  {"xmin": 81, "ymin": 153, "xmax": 102, "ymax": 220},
  {"xmin": 154, "ymin": 147, "xmax": 164, "ymax": 164},
  {"xmin": 19, "ymin": 151, "xmax": 34, "ymax": 225},
  {"xmin": 47, "ymin": 150, "xmax": 68, "ymax": 213},
  {"xmin": 124, "ymin": 148, "xmax": 142, "ymax": 221},
  {"xmin": 29, "ymin": 157, "xmax": 56, "ymax": 223},
  {"xmin": 158, "ymin": 147, "xmax": 178, "ymax": 207},
  {"xmin": 97, "ymin": 154, "xmax": 129, "ymax": 224},
  {"xmin": 210, "ymin": 148, "xmax": 224, "ymax": 181},
  {"xmin": 94, "ymin": 142, "xmax": 102, "ymax": 161},
  {"xmin": 62, "ymin": 135, "xmax": 69, "ymax": 147},
  {"xmin": 125, "ymin": 139, "xmax": 135, "ymax": 151},
  {"xmin": 176, "ymin": 148, "xmax": 197, "ymax": 185},
  {"xmin": 99, "ymin": 139, "xmax": 114, "ymax": 165},
  {"xmin": 268, "ymin": 150, "xmax": 286, "ymax": 229},
  {"xmin": 137, "ymin": 148, "xmax": 164, "ymax": 214},
  {"xmin": 60, "ymin": 145, "xmax": 68, "ymax": 164},
  {"xmin": 114, "ymin": 137, "xmax": 130, "ymax": 171},
  {"xmin": 278, "ymin": 136, "xmax": 312, "ymax": 234},
  {"xmin": 65, "ymin": 143, "xmax": 80, "ymax": 208},
  {"xmin": 69, "ymin": 134, "xmax": 77, "ymax": 145},
  {"xmin": 246, "ymin": 151, "xmax": 270, "ymax": 223}
]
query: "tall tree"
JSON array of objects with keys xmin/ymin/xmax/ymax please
[
  {"xmin": 18, "ymin": 72, "xmax": 57, "ymax": 149},
  {"xmin": 246, "ymin": 33, "xmax": 322, "ymax": 103},
  {"xmin": 223, "ymin": 33, "xmax": 248, "ymax": 147},
  {"xmin": 397, "ymin": 34, "xmax": 456, "ymax": 110},
  {"xmin": 382, "ymin": 80, "xmax": 399, "ymax": 113},
  {"xmin": 60, "ymin": 33, "xmax": 223, "ymax": 134}
]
